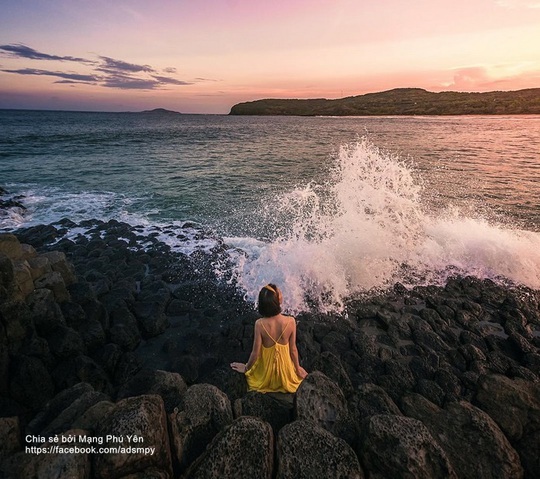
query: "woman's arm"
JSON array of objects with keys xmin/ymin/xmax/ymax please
[
  {"xmin": 231, "ymin": 320, "xmax": 262, "ymax": 373},
  {"xmin": 288, "ymin": 319, "xmax": 307, "ymax": 378},
  {"xmin": 245, "ymin": 320, "xmax": 262, "ymax": 371}
]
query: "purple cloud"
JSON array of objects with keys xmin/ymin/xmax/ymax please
[{"xmin": 0, "ymin": 43, "xmax": 95, "ymax": 64}]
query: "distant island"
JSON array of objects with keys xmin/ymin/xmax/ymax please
[
  {"xmin": 140, "ymin": 108, "xmax": 182, "ymax": 115},
  {"xmin": 229, "ymin": 88, "xmax": 540, "ymax": 116}
]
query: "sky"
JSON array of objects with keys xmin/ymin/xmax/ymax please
[{"xmin": 1, "ymin": 0, "xmax": 540, "ymax": 113}]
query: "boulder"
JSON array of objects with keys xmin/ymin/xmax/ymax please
[
  {"xmin": 9, "ymin": 354, "xmax": 54, "ymax": 410},
  {"xmin": 109, "ymin": 307, "xmax": 141, "ymax": 351},
  {"xmin": 169, "ymin": 383, "xmax": 233, "ymax": 471},
  {"xmin": 71, "ymin": 400, "xmax": 116, "ymax": 432},
  {"xmin": 183, "ymin": 416, "xmax": 273, "ymax": 479},
  {"xmin": 34, "ymin": 271, "xmax": 70, "ymax": 303},
  {"xmin": 41, "ymin": 251, "xmax": 77, "ymax": 286},
  {"xmin": 27, "ymin": 383, "xmax": 97, "ymax": 434},
  {"xmin": 277, "ymin": 420, "xmax": 364, "ymax": 479},
  {"xmin": 27, "ymin": 255, "xmax": 52, "ymax": 281},
  {"xmin": 0, "ymin": 234, "xmax": 23, "ymax": 260},
  {"xmin": 12, "ymin": 260, "xmax": 34, "ymax": 299},
  {"xmin": 349, "ymin": 383, "xmax": 401, "ymax": 428},
  {"xmin": 360, "ymin": 414, "xmax": 457, "ymax": 479},
  {"xmin": 475, "ymin": 374, "xmax": 540, "ymax": 478},
  {"xmin": 234, "ymin": 391, "xmax": 293, "ymax": 433},
  {"xmin": 133, "ymin": 301, "xmax": 168, "ymax": 338},
  {"xmin": 26, "ymin": 288, "xmax": 66, "ymax": 335},
  {"xmin": 311, "ymin": 351, "xmax": 354, "ymax": 398},
  {"xmin": 117, "ymin": 369, "xmax": 187, "ymax": 414},
  {"xmin": 0, "ymin": 252, "xmax": 15, "ymax": 298},
  {"xmin": 295, "ymin": 371, "xmax": 355, "ymax": 444},
  {"xmin": 0, "ymin": 417, "xmax": 21, "ymax": 459},
  {"xmin": 46, "ymin": 325, "xmax": 86, "ymax": 359},
  {"xmin": 401, "ymin": 393, "xmax": 523, "ymax": 479},
  {"xmin": 95, "ymin": 395, "xmax": 173, "ymax": 479}
]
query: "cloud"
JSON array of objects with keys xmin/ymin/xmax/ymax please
[
  {"xmin": 0, "ymin": 43, "xmax": 95, "ymax": 64},
  {"xmin": 1, "ymin": 43, "xmax": 198, "ymax": 91},
  {"xmin": 2, "ymin": 68, "xmax": 99, "ymax": 83},
  {"xmin": 98, "ymin": 56, "xmax": 154, "ymax": 73},
  {"xmin": 151, "ymin": 75, "xmax": 192, "ymax": 85}
]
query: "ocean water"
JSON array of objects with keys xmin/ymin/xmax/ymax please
[{"xmin": 1, "ymin": 110, "xmax": 540, "ymax": 312}]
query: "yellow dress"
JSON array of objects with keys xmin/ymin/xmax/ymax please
[{"xmin": 245, "ymin": 320, "xmax": 304, "ymax": 393}]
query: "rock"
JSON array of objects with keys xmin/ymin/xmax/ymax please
[
  {"xmin": 34, "ymin": 271, "xmax": 70, "ymax": 303},
  {"xmin": 52, "ymin": 355, "xmax": 111, "ymax": 393},
  {"xmin": 95, "ymin": 395, "xmax": 173, "ymax": 479},
  {"xmin": 183, "ymin": 416, "xmax": 273, "ymax": 479},
  {"xmin": 117, "ymin": 369, "xmax": 187, "ymax": 414},
  {"xmin": 0, "ymin": 234, "xmax": 23, "ymax": 260},
  {"xmin": 0, "ymin": 417, "xmax": 21, "ymax": 459},
  {"xmin": 26, "ymin": 288, "xmax": 66, "ymax": 335},
  {"xmin": 169, "ymin": 383, "xmax": 233, "ymax": 471},
  {"xmin": 27, "ymin": 383, "xmax": 95, "ymax": 434},
  {"xmin": 41, "ymin": 251, "xmax": 77, "ymax": 286},
  {"xmin": 349, "ymin": 383, "xmax": 401, "ymax": 427},
  {"xmin": 41, "ymin": 389, "xmax": 110, "ymax": 437},
  {"xmin": 295, "ymin": 371, "xmax": 355, "ymax": 444},
  {"xmin": 311, "ymin": 351, "xmax": 354, "ymax": 398},
  {"xmin": 0, "ymin": 252, "xmax": 15, "ymax": 298},
  {"xmin": 234, "ymin": 391, "xmax": 293, "ymax": 433},
  {"xmin": 12, "ymin": 260, "xmax": 34, "ymax": 299},
  {"xmin": 133, "ymin": 301, "xmax": 168, "ymax": 338},
  {"xmin": 277, "ymin": 420, "xmax": 364, "ymax": 479},
  {"xmin": 475, "ymin": 374, "xmax": 540, "ymax": 478},
  {"xmin": 109, "ymin": 307, "xmax": 141, "ymax": 351},
  {"xmin": 360, "ymin": 414, "xmax": 457, "ymax": 479},
  {"xmin": 46, "ymin": 325, "xmax": 86, "ymax": 359},
  {"xmin": 9, "ymin": 354, "xmax": 54, "ymax": 411},
  {"xmin": 401, "ymin": 393, "xmax": 523, "ymax": 479},
  {"xmin": 27, "ymin": 255, "xmax": 52, "ymax": 280},
  {"xmin": 71, "ymin": 400, "xmax": 116, "ymax": 432}
]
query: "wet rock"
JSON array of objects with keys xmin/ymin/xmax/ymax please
[
  {"xmin": 109, "ymin": 307, "xmax": 141, "ymax": 351},
  {"xmin": 71, "ymin": 400, "xmax": 116, "ymax": 432},
  {"xmin": 52, "ymin": 355, "xmax": 111, "ymax": 393},
  {"xmin": 0, "ymin": 234, "xmax": 23, "ymax": 260},
  {"xmin": 46, "ymin": 325, "xmax": 86, "ymax": 359},
  {"xmin": 402, "ymin": 393, "xmax": 523, "ymax": 479},
  {"xmin": 295, "ymin": 371, "xmax": 355, "ymax": 445},
  {"xmin": 95, "ymin": 395, "xmax": 172, "ymax": 479},
  {"xmin": 169, "ymin": 383, "xmax": 233, "ymax": 471},
  {"xmin": 133, "ymin": 301, "xmax": 168, "ymax": 338},
  {"xmin": 277, "ymin": 420, "xmax": 364, "ymax": 479},
  {"xmin": 183, "ymin": 416, "xmax": 273, "ymax": 479},
  {"xmin": 41, "ymin": 251, "xmax": 77, "ymax": 286},
  {"xmin": 311, "ymin": 351, "xmax": 354, "ymax": 398},
  {"xmin": 360, "ymin": 414, "xmax": 457, "ymax": 479}
]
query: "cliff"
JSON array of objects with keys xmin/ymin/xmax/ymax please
[{"xmin": 229, "ymin": 87, "xmax": 540, "ymax": 116}]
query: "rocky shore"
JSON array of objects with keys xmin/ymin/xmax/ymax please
[{"xmin": 1, "ymin": 218, "xmax": 539, "ymax": 478}]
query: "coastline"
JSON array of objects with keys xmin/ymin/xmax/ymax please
[{"xmin": 1, "ymin": 218, "xmax": 539, "ymax": 477}]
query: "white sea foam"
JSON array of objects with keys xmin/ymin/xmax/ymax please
[{"xmin": 227, "ymin": 139, "xmax": 540, "ymax": 313}]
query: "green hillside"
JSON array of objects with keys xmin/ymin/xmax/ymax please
[{"xmin": 229, "ymin": 88, "xmax": 540, "ymax": 116}]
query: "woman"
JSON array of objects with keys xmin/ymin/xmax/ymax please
[{"xmin": 231, "ymin": 284, "xmax": 308, "ymax": 393}]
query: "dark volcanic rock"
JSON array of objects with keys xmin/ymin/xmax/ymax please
[
  {"xmin": 295, "ymin": 371, "xmax": 355, "ymax": 445},
  {"xmin": 234, "ymin": 391, "xmax": 293, "ymax": 433},
  {"xmin": 183, "ymin": 416, "xmax": 273, "ymax": 479},
  {"xmin": 277, "ymin": 420, "xmax": 364, "ymax": 479},
  {"xmin": 401, "ymin": 393, "xmax": 523, "ymax": 479},
  {"xmin": 9, "ymin": 355, "xmax": 54, "ymax": 411},
  {"xmin": 360, "ymin": 414, "xmax": 457, "ymax": 479},
  {"xmin": 169, "ymin": 383, "xmax": 233, "ymax": 472}
]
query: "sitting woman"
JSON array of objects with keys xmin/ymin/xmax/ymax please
[{"xmin": 231, "ymin": 283, "xmax": 308, "ymax": 393}]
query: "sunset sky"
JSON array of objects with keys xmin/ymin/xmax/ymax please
[{"xmin": 1, "ymin": 0, "xmax": 540, "ymax": 113}]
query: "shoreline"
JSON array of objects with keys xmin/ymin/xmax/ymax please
[{"xmin": 1, "ymin": 219, "xmax": 539, "ymax": 477}]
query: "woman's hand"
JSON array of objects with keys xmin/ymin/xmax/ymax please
[
  {"xmin": 297, "ymin": 366, "xmax": 308, "ymax": 379},
  {"xmin": 230, "ymin": 362, "xmax": 247, "ymax": 373}
]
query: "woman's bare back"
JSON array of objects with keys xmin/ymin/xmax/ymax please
[{"xmin": 258, "ymin": 314, "xmax": 294, "ymax": 347}]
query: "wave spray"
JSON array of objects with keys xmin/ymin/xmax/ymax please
[{"xmin": 227, "ymin": 139, "xmax": 540, "ymax": 313}]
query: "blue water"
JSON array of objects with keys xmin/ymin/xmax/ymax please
[{"xmin": 1, "ymin": 110, "xmax": 540, "ymax": 311}]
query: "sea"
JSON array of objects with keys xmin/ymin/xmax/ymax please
[{"xmin": 1, "ymin": 110, "xmax": 539, "ymax": 313}]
